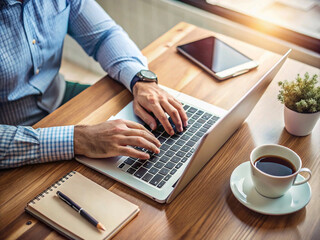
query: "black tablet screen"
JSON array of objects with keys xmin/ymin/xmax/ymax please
[{"xmin": 178, "ymin": 37, "xmax": 252, "ymax": 73}]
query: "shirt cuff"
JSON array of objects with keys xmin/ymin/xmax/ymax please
[
  {"xmin": 119, "ymin": 63, "xmax": 148, "ymax": 93},
  {"xmin": 39, "ymin": 126, "xmax": 74, "ymax": 162}
]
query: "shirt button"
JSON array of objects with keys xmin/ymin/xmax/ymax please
[
  {"xmin": 35, "ymin": 69, "xmax": 40, "ymax": 74},
  {"xmin": 32, "ymin": 39, "xmax": 36, "ymax": 45}
]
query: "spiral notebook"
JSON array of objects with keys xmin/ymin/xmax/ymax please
[{"xmin": 25, "ymin": 171, "xmax": 139, "ymax": 240}]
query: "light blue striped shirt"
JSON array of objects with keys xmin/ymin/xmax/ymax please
[{"xmin": 0, "ymin": 0, "xmax": 147, "ymax": 169}]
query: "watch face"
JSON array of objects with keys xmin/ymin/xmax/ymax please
[{"xmin": 141, "ymin": 70, "xmax": 157, "ymax": 79}]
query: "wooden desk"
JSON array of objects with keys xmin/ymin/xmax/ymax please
[{"xmin": 1, "ymin": 22, "xmax": 319, "ymax": 240}]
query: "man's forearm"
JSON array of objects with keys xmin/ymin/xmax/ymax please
[{"xmin": 68, "ymin": 0, "xmax": 147, "ymax": 92}]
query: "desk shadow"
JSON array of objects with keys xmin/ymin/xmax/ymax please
[
  {"xmin": 226, "ymin": 187, "xmax": 305, "ymax": 238},
  {"xmin": 277, "ymin": 127, "xmax": 314, "ymax": 152}
]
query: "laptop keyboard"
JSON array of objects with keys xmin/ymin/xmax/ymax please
[{"xmin": 118, "ymin": 104, "xmax": 220, "ymax": 189}]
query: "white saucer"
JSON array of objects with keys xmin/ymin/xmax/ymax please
[{"xmin": 230, "ymin": 161, "xmax": 312, "ymax": 215}]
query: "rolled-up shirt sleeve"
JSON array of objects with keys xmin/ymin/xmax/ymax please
[
  {"xmin": 0, "ymin": 125, "xmax": 74, "ymax": 169},
  {"xmin": 67, "ymin": 0, "xmax": 148, "ymax": 91}
]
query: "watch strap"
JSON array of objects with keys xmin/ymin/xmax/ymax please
[{"xmin": 130, "ymin": 75, "xmax": 141, "ymax": 92}]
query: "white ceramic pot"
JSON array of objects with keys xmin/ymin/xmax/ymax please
[{"xmin": 284, "ymin": 106, "xmax": 320, "ymax": 136}]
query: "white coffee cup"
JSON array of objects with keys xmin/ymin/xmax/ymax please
[{"xmin": 250, "ymin": 144, "xmax": 312, "ymax": 198}]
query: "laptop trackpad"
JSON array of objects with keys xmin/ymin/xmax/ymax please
[{"xmin": 110, "ymin": 101, "xmax": 143, "ymax": 124}]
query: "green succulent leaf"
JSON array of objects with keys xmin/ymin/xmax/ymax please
[{"xmin": 277, "ymin": 73, "xmax": 320, "ymax": 113}]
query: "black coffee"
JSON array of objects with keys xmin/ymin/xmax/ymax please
[{"xmin": 254, "ymin": 155, "xmax": 296, "ymax": 176}]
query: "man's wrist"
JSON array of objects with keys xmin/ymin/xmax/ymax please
[
  {"xmin": 130, "ymin": 75, "xmax": 141, "ymax": 92},
  {"xmin": 74, "ymin": 125, "xmax": 89, "ymax": 156}
]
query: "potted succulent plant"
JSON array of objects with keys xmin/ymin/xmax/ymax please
[{"xmin": 278, "ymin": 72, "xmax": 320, "ymax": 136}]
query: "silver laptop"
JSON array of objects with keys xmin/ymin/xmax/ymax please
[{"xmin": 76, "ymin": 50, "xmax": 291, "ymax": 203}]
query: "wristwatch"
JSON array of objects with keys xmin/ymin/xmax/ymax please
[{"xmin": 130, "ymin": 70, "xmax": 158, "ymax": 91}]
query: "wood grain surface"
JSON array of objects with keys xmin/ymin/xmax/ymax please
[{"xmin": 1, "ymin": 22, "xmax": 319, "ymax": 240}]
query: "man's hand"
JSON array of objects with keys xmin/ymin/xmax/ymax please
[
  {"xmin": 74, "ymin": 119, "xmax": 160, "ymax": 159},
  {"xmin": 132, "ymin": 82, "xmax": 188, "ymax": 135}
]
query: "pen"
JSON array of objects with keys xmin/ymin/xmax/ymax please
[{"xmin": 56, "ymin": 191, "xmax": 106, "ymax": 231}]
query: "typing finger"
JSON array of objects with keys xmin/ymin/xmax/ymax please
[
  {"xmin": 118, "ymin": 146, "xmax": 150, "ymax": 159},
  {"xmin": 133, "ymin": 102, "xmax": 158, "ymax": 131},
  {"xmin": 168, "ymin": 98, "xmax": 188, "ymax": 127},
  {"xmin": 123, "ymin": 129, "xmax": 160, "ymax": 147},
  {"xmin": 161, "ymin": 100, "xmax": 183, "ymax": 132},
  {"xmin": 151, "ymin": 103, "xmax": 174, "ymax": 135},
  {"xmin": 123, "ymin": 119, "xmax": 154, "ymax": 136},
  {"xmin": 118, "ymin": 136, "xmax": 160, "ymax": 154}
]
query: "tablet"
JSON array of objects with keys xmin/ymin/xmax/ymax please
[{"xmin": 177, "ymin": 36, "xmax": 258, "ymax": 80}]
